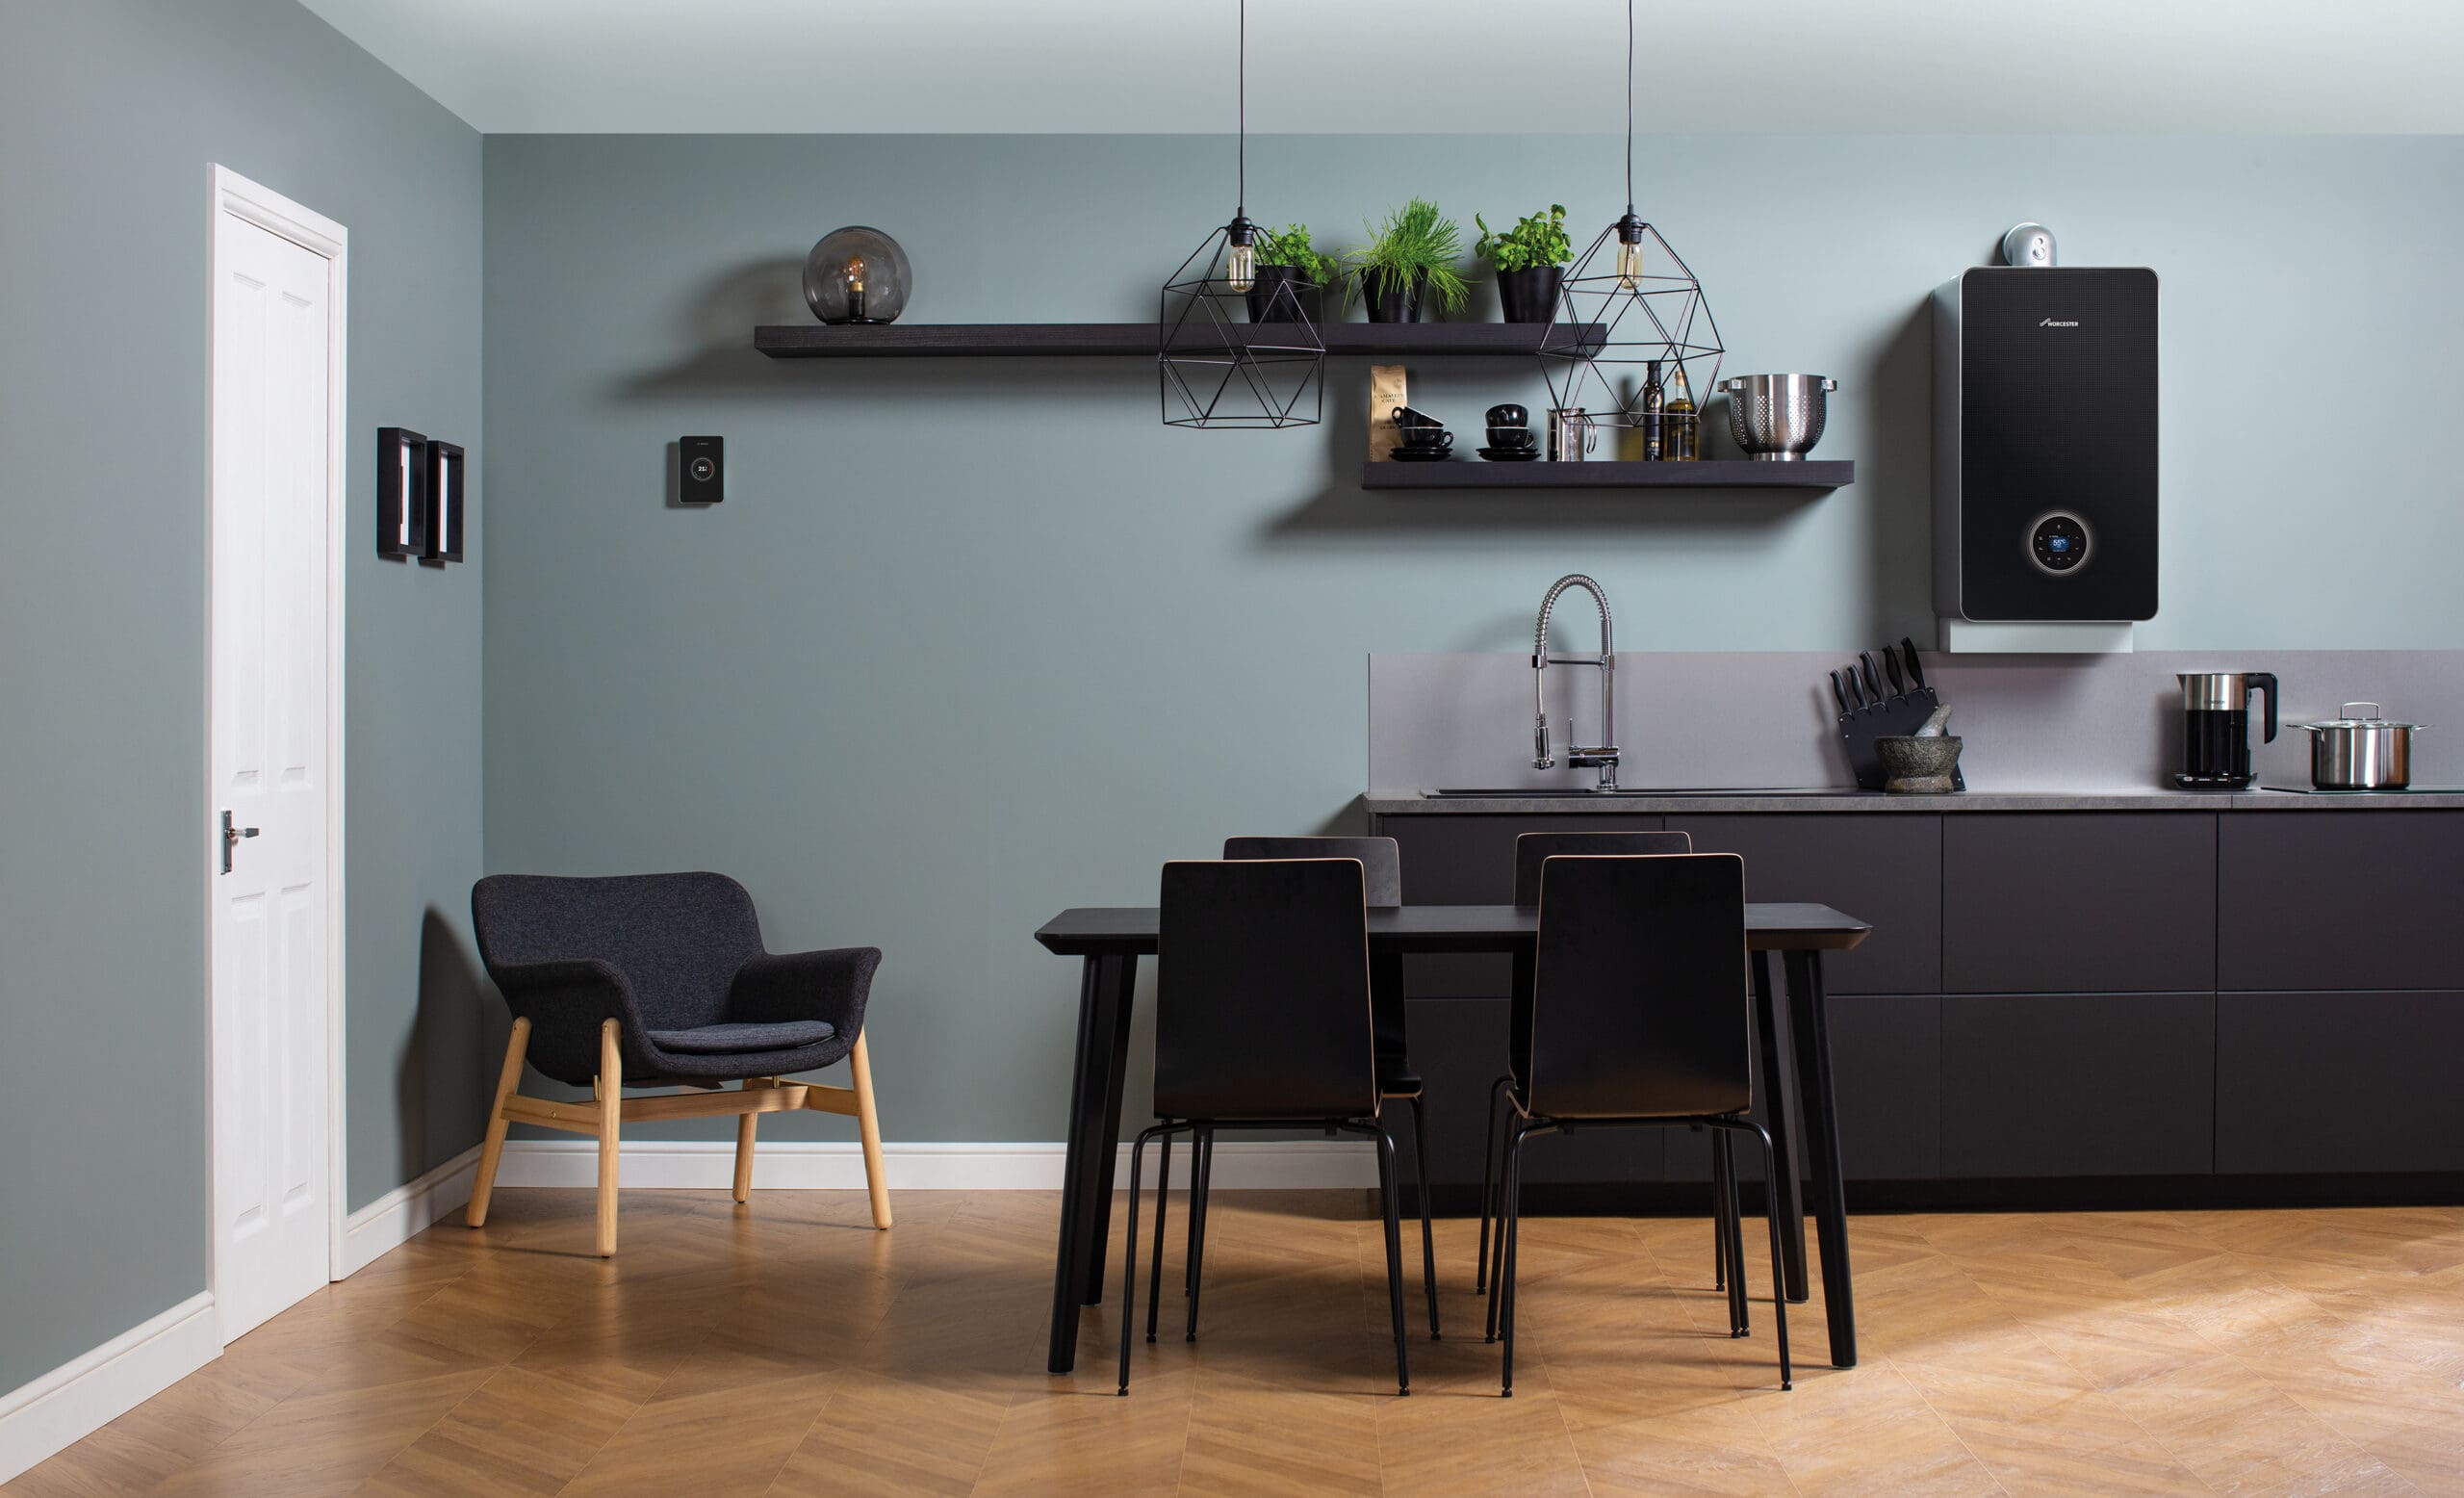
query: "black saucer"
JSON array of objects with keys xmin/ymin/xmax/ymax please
[
  {"xmin": 1389, "ymin": 446, "xmax": 1454, "ymax": 462},
  {"xmin": 1476, "ymin": 446, "xmax": 1542, "ymax": 462}
]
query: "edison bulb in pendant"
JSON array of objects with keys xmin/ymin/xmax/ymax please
[
  {"xmin": 1615, "ymin": 236, "xmax": 1646, "ymax": 290},
  {"xmin": 841, "ymin": 257, "xmax": 868, "ymax": 321},
  {"xmin": 1226, "ymin": 240, "xmax": 1256, "ymax": 293}
]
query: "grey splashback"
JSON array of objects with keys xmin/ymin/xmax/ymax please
[{"xmin": 1370, "ymin": 651, "xmax": 2464, "ymax": 793}]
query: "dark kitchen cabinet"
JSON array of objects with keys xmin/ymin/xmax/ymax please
[
  {"xmin": 2216, "ymin": 991, "xmax": 2464, "ymax": 1175},
  {"xmin": 1828, "ymin": 994, "xmax": 1943, "ymax": 1181},
  {"xmin": 1941, "ymin": 993, "xmax": 2215, "ymax": 1177},
  {"xmin": 1943, "ymin": 814, "xmax": 2217, "ymax": 994},
  {"xmin": 1667, "ymin": 814, "xmax": 1942, "ymax": 994},
  {"xmin": 2218, "ymin": 813, "xmax": 2464, "ymax": 992}
]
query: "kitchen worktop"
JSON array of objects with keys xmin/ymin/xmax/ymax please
[{"xmin": 1364, "ymin": 788, "xmax": 2464, "ymax": 814}]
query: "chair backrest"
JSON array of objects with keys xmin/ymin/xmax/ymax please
[
  {"xmin": 1222, "ymin": 836, "xmax": 1402, "ymax": 907},
  {"xmin": 1155, "ymin": 859, "xmax": 1376, "ymax": 1122},
  {"xmin": 1513, "ymin": 830, "xmax": 1693, "ymax": 907},
  {"xmin": 471, "ymin": 871, "xmax": 764, "ymax": 1031},
  {"xmin": 1526, "ymin": 854, "xmax": 1752, "ymax": 1121}
]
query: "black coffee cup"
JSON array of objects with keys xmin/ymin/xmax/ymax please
[
  {"xmin": 1400, "ymin": 428, "xmax": 1453, "ymax": 450},
  {"xmin": 1393, "ymin": 404, "xmax": 1444, "ymax": 430},
  {"xmin": 1486, "ymin": 426, "xmax": 1536, "ymax": 449},
  {"xmin": 1485, "ymin": 403, "xmax": 1527, "ymax": 428}
]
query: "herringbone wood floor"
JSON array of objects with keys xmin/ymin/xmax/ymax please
[{"xmin": 13, "ymin": 1188, "xmax": 2464, "ymax": 1495}]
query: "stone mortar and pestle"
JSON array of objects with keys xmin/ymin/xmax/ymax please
[{"xmin": 1876, "ymin": 706, "xmax": 1963, "ymax": 793}]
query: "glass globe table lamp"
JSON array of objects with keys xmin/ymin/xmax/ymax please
[{"xmin": 804, "ymin": 226, "xmax": 911, "ymax": 325}]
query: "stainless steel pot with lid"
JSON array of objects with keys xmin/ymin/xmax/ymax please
[{"xmin": 2292, "ymin": 702, "xmax": 2425, "ymax": 790}]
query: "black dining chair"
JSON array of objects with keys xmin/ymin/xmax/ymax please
[
  {"xmin": 1477, "ymin": 831, "xmax": 1702, "ymax": 1303},
  {"xmin": 1219, "ymin": 836, "xmax": 1435, "ymax": 1337},
  {"xmin": 1118, "ymin": 858, "xmax": 1428, "ymax": 1397},
  {"xmin": 1488, "ymin": 853, "xmax": 1791, "ymax": 1396}
]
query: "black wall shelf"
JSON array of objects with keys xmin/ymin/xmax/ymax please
[
  {"xmin": 1361, "ymin": 459, "xmax": 1855, "ymax": 491},
  {"xmin": 753, "ymin": 322, "xmax": 1606, "ymax": 359}
]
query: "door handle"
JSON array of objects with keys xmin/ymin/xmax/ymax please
[{"xmin": 220, "ymin": 810, "xmax": 259, "ymax": 874}]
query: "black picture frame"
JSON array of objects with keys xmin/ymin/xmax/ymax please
[
  {"xmin": 377, "ymin": 426, "xmax": 427, "ymax": 558},
  {"xmin": 422, "ymin": 439, "xmax": 465, "ymax": 563}
]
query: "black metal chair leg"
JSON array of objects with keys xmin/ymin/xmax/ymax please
[
  {"xmin": 1403, "ymin": 1095, "xmax": 1441, "ymax": 1340},
  {"xmin": 1720, "ymin": 1133, "xmax": 1750, "ymax": 1337},
  {"xmin": 1185, "ymin": 1125, "xmax": 1213, "ymax": 1341},
  {"xmin": 1476, "ymin": 1074, "xmax": 1510, "ymax": 1295},
  {"xmin": 1500, "ymin": 1123, "xmax": 1529, "ymax": 1397},
  {"xmin": 1374, "ymin": 1129, "xmax": 1412, "ymax": 1395},
  {"xmin": 1711, "ymin": 1129, "xmax": 1732, "ymax": 1294},
  {"xmin": 1145, "ymin": 1127, "xmax": 1173, "ymax": 1344},
  {"xmin": 1184, "ymin": 1125, "xmax": 1210, "ymax": 1297},
  {"xmin": 1738, "ymin": 1122, "xmax": 1793, "ymax": 1391},
  {"xmin": 1117, "ymin": 1128, "xmax": 1155, "ymax": 1395}
]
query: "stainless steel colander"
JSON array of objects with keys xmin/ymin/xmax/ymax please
[{"xmin": 1723, "ymin": 374, "xmax": 1836, "ymax": 461}]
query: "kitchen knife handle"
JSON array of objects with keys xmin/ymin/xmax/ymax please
[
  {"xmin": 1900, "ymin": 637, "xmax": 1928, "ymax": 691},
  {"xmin": 1858, "ymin": 652, "xmax": 1884, "ymax": 705},
  {"xmin": 1829, "ymin": 670, "xmax": 1851, "ymax": 715},
  {"xmin": 1883, "ymin": 648, "xmax": 1907, "ymax": 699},
  {"xmin": 1843, "ymin": 665, "xmax": 1865, "ymax": 710}
]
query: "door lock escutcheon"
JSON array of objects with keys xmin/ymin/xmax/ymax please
[{"xmin": 220, "ymin": 810, "xmax": 259, "ymax": 873}]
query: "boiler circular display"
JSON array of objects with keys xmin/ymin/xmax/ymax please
[{"xmin": 2030, "ymin": 513, "xmax": 2090, "ymax": 574}]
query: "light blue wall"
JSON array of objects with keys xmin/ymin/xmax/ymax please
[
  {"xmin": 0, "ymin": 0, "xmax": 482, "ymax": 1393},
  {"xmin": 481, "ymin": 133, "xmax": 2464, "ymax": 1147}
]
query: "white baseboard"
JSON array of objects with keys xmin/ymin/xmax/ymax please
[
  {"xmin": 493, "ymin": 1138, "xmax": 1379, "ymax": 1193},
  {"xmin": 0, "ymin": 1293, "xmax": 219, "ymax": 1485},
  {"xmin": 341, "ymin": 1146, "xmax": 482, "ymax": 1278}
]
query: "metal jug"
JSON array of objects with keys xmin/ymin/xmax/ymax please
[{"xmin": 1547, "ymin": 408, "xmax": 1598, "ymax": 462}]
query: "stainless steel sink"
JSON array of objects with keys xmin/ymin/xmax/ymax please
[{"xmin": 1425, "ymin": 787, "xmax": 1872, "ymax": 798}]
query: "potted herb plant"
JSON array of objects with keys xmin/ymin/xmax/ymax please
[
  {"xmin": 1475, "ymin": 204, "xmax": 1572, "ymax": 323},
  {"xmin": 1349, "ymin": 198, "xmax": 1472, "ymax": 323},
  {"xmin": 1247, "ymin": 225, "xmax": 1340, "ymax": 323}
]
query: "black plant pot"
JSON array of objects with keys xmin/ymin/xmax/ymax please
[
  {"xmin": 1245, "ymin": 265, "xmax": 1314, "ymax": 323},
  {"xmin": 1496, "ymin": 265, "xmax": 1564, "ymax": 323},
  {"xmin": 1362, "ymin": 271, "xmax": 1425, "ymax": 323}
]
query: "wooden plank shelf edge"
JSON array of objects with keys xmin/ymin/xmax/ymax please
[
  {"xmin": 753, "ymin": 322, "xmax": 1607, "ymax": 358},
  {"xmin": 1360, "ymin": 459, "xmax": 1855, "ymax": 490}
]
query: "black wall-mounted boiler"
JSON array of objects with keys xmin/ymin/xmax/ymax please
[{"xmin": 1933, "ymin": 265, "xmax": 2158, "ymax": 648}]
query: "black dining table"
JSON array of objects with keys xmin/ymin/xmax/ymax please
[{"xmin": 1033, "ymin": 901, "xmax": 1872, "ymax": 1374}]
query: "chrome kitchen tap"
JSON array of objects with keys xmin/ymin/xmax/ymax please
[{"xmin": 1531, "ymin": 574, "xmax": 1619, "ymax": 791}]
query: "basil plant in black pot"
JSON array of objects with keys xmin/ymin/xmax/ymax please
[
  {"xmin": 1349, "ymin": 198, "xmax": 1472, "ymax": 323},
  {"xmin": 1475, "ymin": 204, "xmax": 1573, "ymax": 323},
  {"xmin": 1247, "ymin": 225, "xmax": 1340, "ymax": 323}
]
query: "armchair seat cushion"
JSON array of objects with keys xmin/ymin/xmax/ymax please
[{"xmin": 649, "ymin": 1020, "xmax": 834, "ymax": 1055}]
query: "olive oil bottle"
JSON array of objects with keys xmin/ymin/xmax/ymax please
[
  {"xmin": 1665, "ymin": 365, "xmax": 1698, "ymax": 461},
  {"xmin": 1639, "ymin": 360, "xmax": 1666, "ymax": 461}
]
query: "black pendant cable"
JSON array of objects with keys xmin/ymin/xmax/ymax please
[
  {"xmin": 1537, "ymin": 0, "xmax": 1722, "ymax": 426},
  {"xmin": 1156, "ymin": 0, "xmax": 1323, "ymax": 429}
]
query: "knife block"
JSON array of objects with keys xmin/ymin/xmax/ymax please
[{"xmin": 1839, "ymin": 686, "xmax": 1964, "ymax": 791}]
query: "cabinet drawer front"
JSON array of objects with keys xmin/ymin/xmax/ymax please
[
  {"xmin": 1943, "ymin": 813, "xmax": 2216, "ymax": 993},
  {"xmin": 1669, "ymin": 814, "xmax": 1941, "ymax": 994},
  {"xmin": 2218, "ymin": 813, "xmax": 2464, "ymax": 992},
  {"xmin": 1941, "ymin": 993, "xmax": 2215, "ymax": 1177},
  {"xmin": 2217, "ymin": 992, "xmax": 2464, "ymax": 1174}
]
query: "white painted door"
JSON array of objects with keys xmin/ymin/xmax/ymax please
[{"xmin": 211, "ymin": 206, "xmax": 335, "ymax": 1340}]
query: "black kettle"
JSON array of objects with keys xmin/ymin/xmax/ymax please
[{"xmin": 2176, "ymin": 671, "xmax": 2276, "ymax": 789}]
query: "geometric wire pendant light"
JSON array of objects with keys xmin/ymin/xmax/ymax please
[
  {"xmin": 1538, "ymin": 0, "xmax": 1722, "ymax": 426},
  {"xmin": 1157, "ymin": 0, "xmax": 1324, "ymax": 428}
]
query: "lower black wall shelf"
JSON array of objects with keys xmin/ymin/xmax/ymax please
[{"xmin": 1361, "ymin": 459, "xmax": 1854, "ymax": 490}]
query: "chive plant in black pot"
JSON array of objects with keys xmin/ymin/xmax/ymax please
[
  {"xmin": 1245, "ymin": 225, "xmax": 1340, "ymax": 323},
  {"xmin": 1475, "ymin": 204, "xmax": 1572, "ymax": 323},
  {"xmin": 1349, "ymin": 198, "xmax": 1471, "ymax": 323}
]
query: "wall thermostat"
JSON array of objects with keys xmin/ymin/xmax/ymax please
[{"xmin": 680, "ymin": 435, "xmax": 724, "ymax": 504}]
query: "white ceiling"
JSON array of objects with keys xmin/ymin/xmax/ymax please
[{"xmin": 298, "ymin": 0, "xmax": 2464, "ymax": 136}]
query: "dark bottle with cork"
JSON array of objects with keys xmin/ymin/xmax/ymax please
[{"xmin": 1639, "ymin": 360, "xmax": 1666, "ymax": 461}]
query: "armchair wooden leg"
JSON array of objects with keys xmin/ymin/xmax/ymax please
[
  {"xmin": 467, "ymin": 1017, "xmax": 531, "ymax": 1228},
  {"xmin": 734, "ymin": 1078, "xmax": 772, "ymax": 1203},
  {"xmin": 850, "ymin": 1033, "xmax": 891, "ymax": 1229},
  {"xmin": 596, "ymin": 1018, "xmax": 622, "ymax": 1257}
]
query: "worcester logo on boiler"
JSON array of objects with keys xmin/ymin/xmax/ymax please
[{"xmin": 2039, "ymin": 317, "xmax": 2080, "ymax": 327}]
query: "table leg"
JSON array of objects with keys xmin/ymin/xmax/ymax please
[
  {"xmin": 1047, "ymin": 952, "xmax": 1139, "ymax": 1374},
  {"xmin": 1784, "ymin": 949, "xmax": 1857, "ymax": 1368},
  {"xmin": 1083, "ymin": 954, "xmax": 1139, "ymax": 1304},
  {"xmin": 1752, "ymin": 951, "xmax": 1810, "ymax": 1304}
]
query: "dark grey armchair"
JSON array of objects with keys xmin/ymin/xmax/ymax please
[{"xmin": 466, "ymin": 871, "xmax": 889, "ymax": 1255}]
